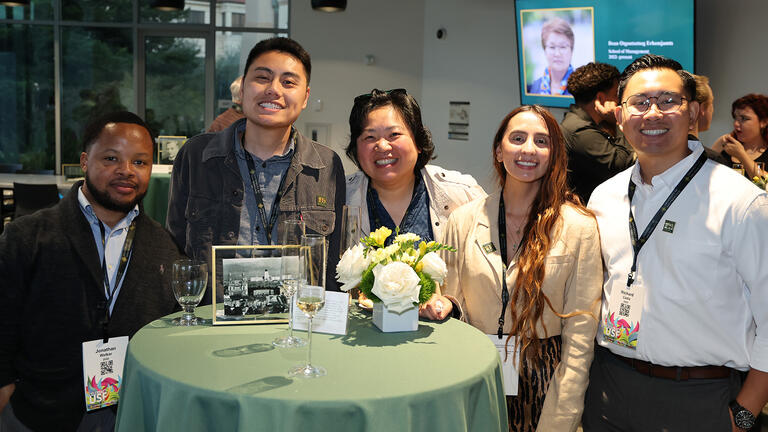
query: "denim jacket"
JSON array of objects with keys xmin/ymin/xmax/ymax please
[{"xmin": 167, "ymin": 118, "xmax": 345, "ymax": 303}]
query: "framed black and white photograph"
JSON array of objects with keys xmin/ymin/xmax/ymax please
[
  {"xmin": 211, "ymin": 245, "xmax": 300, "ymax": 325},
  {"xmin": 156, "ymin": 135, "xmax": 187, "ymax": 165}
]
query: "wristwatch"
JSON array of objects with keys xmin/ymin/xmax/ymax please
[{"xmin": 729, "ymin": 399, "xmax": 756, "ymax": 430}]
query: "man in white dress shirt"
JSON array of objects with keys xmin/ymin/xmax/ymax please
[{"xmin": 582, "ymin": 54, "xmax": 768, "ymax": 431}]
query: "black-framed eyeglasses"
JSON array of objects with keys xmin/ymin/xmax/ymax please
[
  {"xmin": 353, "ymin": 88, "xmax": 407, "ymax": 104},
  {"xmin": 622, "ymin": 92, "xmax": 688, "ymax": 116}
]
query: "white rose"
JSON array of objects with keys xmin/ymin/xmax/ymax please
[
  {"xmin": 420, "ymin": 252, "xmax": 447, "ymax": 285},
  {"xmin": 371, "ymin": 262, "xmax": 421, "ymax": 312},
  {"xmin": 335, "ymin": 243, "xmax": 368, "ymax": 291}
]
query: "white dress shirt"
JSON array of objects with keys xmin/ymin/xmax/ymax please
[
  {"xmin": 77, "ymin": 187, "xmax": 139, "ymax": 314},
  {"xmin": 588, "ymin": 141, "xmax": 768, "ymax": 371}
]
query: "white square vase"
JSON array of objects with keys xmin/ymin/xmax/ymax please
[{"xmin": 372, "ymin": 302, "xmax": 418, "ymax": 332}]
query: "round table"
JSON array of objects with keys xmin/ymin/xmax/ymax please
[{"xmin": 115, "ymin": 306, "xmax": 508, "ymax": 431}]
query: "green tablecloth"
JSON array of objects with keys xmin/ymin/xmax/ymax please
[
  {"xmin": 143, "ymin": 173, "xmax": 170, "ymax": 226},
  {"xmin": 115, "ymin": 306, "xmax": 508, "ymax": 432}
]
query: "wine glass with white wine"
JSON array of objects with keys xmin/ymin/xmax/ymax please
[
  {"xmin": 171, "ymin": 259, "xmax": 208, "ymax": 326},
  {"xmin": 273, "ymin": 220, "xmax": 306, "ymax": 348},
  {"xmin": 289, "ymin": 234, "xmax": 327, "ymax": 378}
]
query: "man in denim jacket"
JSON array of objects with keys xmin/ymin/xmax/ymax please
[{"xmin": 167, "ymin": 37, "xmax": 344, "ymax": 303}]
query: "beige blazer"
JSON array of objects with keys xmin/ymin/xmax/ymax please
[{"xmin": 442, "ymin": 191, "xmax": 602, "ymax": 432}]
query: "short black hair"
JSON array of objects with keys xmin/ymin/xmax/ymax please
[
  {"xmin": 567, "ymin": 62, "xmax": 620, "ymax": 105},
  {"xmin": 618, "ymin": 54, "xmax": 696, "ymax": 102},
  {"xmin": 346, "ymin": 89, "xmax": 435, "ymax": 172},
  {"xmin": 82, "ymin": 111, "xmax": 155, "ymax": 153},
  {"xmin": 243, "ymin": 37, "xmax": 312, "ymax": 84}
]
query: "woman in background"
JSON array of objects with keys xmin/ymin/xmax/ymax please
[
  {"xmin": 437, "ymin": 105, "xmax": 602, "ymax": 431},
  {"xmin": 713, "ymin": 93, "xmax": 768, "ymax": 178},
  {"xmin": 527, "ymin": 18, "xmax": 575, "ymax": 96}
]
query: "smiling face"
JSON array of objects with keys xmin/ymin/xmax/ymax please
[
  {"xmin": 733, "ymin": 106, "xmax": 766, "ymax": 144},
  {"xmin": 80, "ymin": 122, "xmax": 153, "ymax": 219},
  {"xmin": 240, "ymin": 50, "xmax": 310, "ymax": 131},
  {"xmin": 544, "ymin": 32, "xmax": 573, "ymax": 75},
  {"xmin": 356, "ymin": 105, "xmax": 420, "ymax": 190},
  {"xmin": 495, "ymin": 111, "xmax": 552, "ymax": 188},
  {"xmin": 616, "ymin": 68, "xmax": 698, "ymax": 164}
]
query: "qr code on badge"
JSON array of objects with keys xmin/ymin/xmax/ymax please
[
  {"xmin": 619, "ymin": 303, "xmax": 630, "ymax": 316},
  {"xmin": 100, "ymin": 359, "xmax": 113, "ymax": 375}
]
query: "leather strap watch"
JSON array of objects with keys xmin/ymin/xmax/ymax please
[{"xmin": 729, "ymin": 399, "xmax": 756, "ymax": 430}]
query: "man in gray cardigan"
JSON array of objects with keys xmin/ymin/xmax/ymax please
[{"xmin": 0, "ymin": 111, "xmax": 182, "ymax": 431}]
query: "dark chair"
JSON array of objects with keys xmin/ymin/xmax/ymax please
[
  {"xmin": 0, "ymin": 163, "xmax": 23, "ymax": 173},
  {"xmin": 13, "ymin": 183, "xmax": 60, "ymax": 219}
]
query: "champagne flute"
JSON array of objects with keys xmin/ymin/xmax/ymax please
[
  {"xmin": 171, "ymin": 259, "xmax": 208, "ymax": 326},
  {"xmin": 340, "ymin": 205, "xmax": 362, "ymax": 258},
  {"xmin": 289, "ymin": 234, "xmax": 327, "ymax": 378},
  {"xmin": 273, "ymin": 220, "xmax": 306, "ymax": 347},
  {"xmin": 733, "ymin": 163, "xmax": 745, "ymax": 176}
]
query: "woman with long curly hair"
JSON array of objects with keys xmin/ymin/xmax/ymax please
[{"xmin": 437, "ymin": 105, "xmax": 602, "ymax": 431}]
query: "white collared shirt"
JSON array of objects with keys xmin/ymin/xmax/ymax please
[
  {"xmin": 77, "ymin": 187, "xmax": 140, "ymax": 314},
  {"xmin": 588, "ymin": 141, "xmax": 768, "ymax": 371}
]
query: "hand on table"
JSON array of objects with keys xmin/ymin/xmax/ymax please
[{"xmin": 419, "ymin": 294, "xmax": 453, "ymax": 321}]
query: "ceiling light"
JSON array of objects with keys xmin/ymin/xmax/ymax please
[{"xmin": 311, "ymin": 0, "xmax": 346, "ymax": 12}]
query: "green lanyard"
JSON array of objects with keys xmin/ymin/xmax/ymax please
[{"xmin": 626, "ymin": 152, "xmax": 707, "ymax": 287}]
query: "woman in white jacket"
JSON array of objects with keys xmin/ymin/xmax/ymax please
[{"xmin": 345, "ymin": 88, "xmax": 485, "ymax": 317}]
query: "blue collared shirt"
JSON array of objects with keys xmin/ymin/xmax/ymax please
[
  {"xmin": 77, "ymin": 187, "xmax": 139, "ymax": 314},
  {"xmin": 234, "ymin": 121, "xmax": 295, "ymax": 246},
  {"xmin": 367, "ymin": 171, "xmax": 434, "ymax": 245}
]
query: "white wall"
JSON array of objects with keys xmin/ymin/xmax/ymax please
[
  {"xmin": 289, "ymin": 0, "xmax": 768, "ymax": 183},
  {"xmin": 290, "ymin": 0, "xmax": 425, "ymax": 174}
]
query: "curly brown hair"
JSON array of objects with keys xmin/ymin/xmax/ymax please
[
  {"xmin": 732, "ymin": 93, "xmax": 768, "ymax": 143},
  {"xmin": 492, "ymin": 105, "xmax": 592, "ymax": 361}
]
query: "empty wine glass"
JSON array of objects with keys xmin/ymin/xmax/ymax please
[
  {"xmin": 340, "ymin": 205, "xmax": 362, "ymax": 258},
  {"xmin": 289, "ymin": 234, "xmax": 327, "ymax": 378},
  {"xmin": 273, "ymin": 220, "xmax": 306, "ymax": 348},
  {"xmin": 171, "ymin": 259, "xmax": 208, "ymax": 326}
]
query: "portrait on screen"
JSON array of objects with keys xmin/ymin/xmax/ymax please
[{"xmin": 521, "ymin": 7, "xmax": 595, "ymax": 97}]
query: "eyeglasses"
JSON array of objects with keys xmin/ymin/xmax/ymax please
[
  {"xmin": 353, "ymin": 88, "xmax": 407, "ymax": 104},
  {"xmin": 622, "ymin": 92, "xmax": 688, "ymax": 116}
]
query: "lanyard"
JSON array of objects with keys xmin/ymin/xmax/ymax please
[
  {"xmin": 242, "ymin": 145, "xmax": 289, "ymax": 245},
  {"xmin": 97, "ymin": 220, "xmax": 136, "ymax": 342},
  {"xmin": 496, "ymin": 193, "xmax": 526, "ymax": 339},
  {"xmin": 626, "ymin": 152, "xmax": 707, "ymax": 287}
]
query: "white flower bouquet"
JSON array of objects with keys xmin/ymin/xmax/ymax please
[{"xmin": 336, "ymin": 227, "xmax": 455, "ymax": 313}]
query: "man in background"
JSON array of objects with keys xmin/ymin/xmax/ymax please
[
  {"xmin": 0, "ymin": 111, "xmax": 182, "ymax": 431},
  {"xmin": 561, "ymin": 62, "xmax": 635, "ymax": 202},
  {"xmin": 208, "ymin": 75, "xmax": 245, "ymax": 132}
]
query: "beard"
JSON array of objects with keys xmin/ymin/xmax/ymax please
[{"xmin": 85, "ymin": 174, "xmax": 146, "ymax": 214}]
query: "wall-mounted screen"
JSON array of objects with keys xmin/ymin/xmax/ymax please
[{"xmin": 515, "ymin": 0, "xmax": 695, "ymax": 108}]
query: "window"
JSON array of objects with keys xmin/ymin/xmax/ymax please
[{"xmin": 0, "ymin": 0, "xmax": 290, "ymax": 171}]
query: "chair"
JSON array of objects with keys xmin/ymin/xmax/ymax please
[
  {"xmin": 0, "ymin": 163, "xmax": 23, "ymax": 173},
  {"xmin": 13, "ymin": 183, "xmax": 60, "ymax": 219}
]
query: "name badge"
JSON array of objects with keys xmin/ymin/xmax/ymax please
[
  {"xmin": 81, "ymin": 336, "xmax": 128, "ymax": 411},
  {"xmin": 603, "ymin": 278, "xmax": 644, "ymax": 350},
  {"xmin": 486, "ymin": 334, "xmax": 519, "ymax": 395}
]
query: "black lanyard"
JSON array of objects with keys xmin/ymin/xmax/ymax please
[
  {"xmin": 626, "ymin": 152, "xmax": 707, "ymax": 287},
  {"xmin": 242, "ymin": 145, "xmax": 290, "ymax": 245},
  {"xmin": 496, "ymin": 194, "xmax": 526, "ymax": 339},
  {"xmin": 97, "ymin": 220, "xmax": 136, "ymax": 342}
]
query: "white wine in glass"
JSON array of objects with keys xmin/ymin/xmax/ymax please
[
  {"xmin": 340, "ymin": 205, "xmax": 361, "ymax": 258},
  {"xmin": 289, "ymin": 234, "xmax": 327, "ymax": 378}
]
